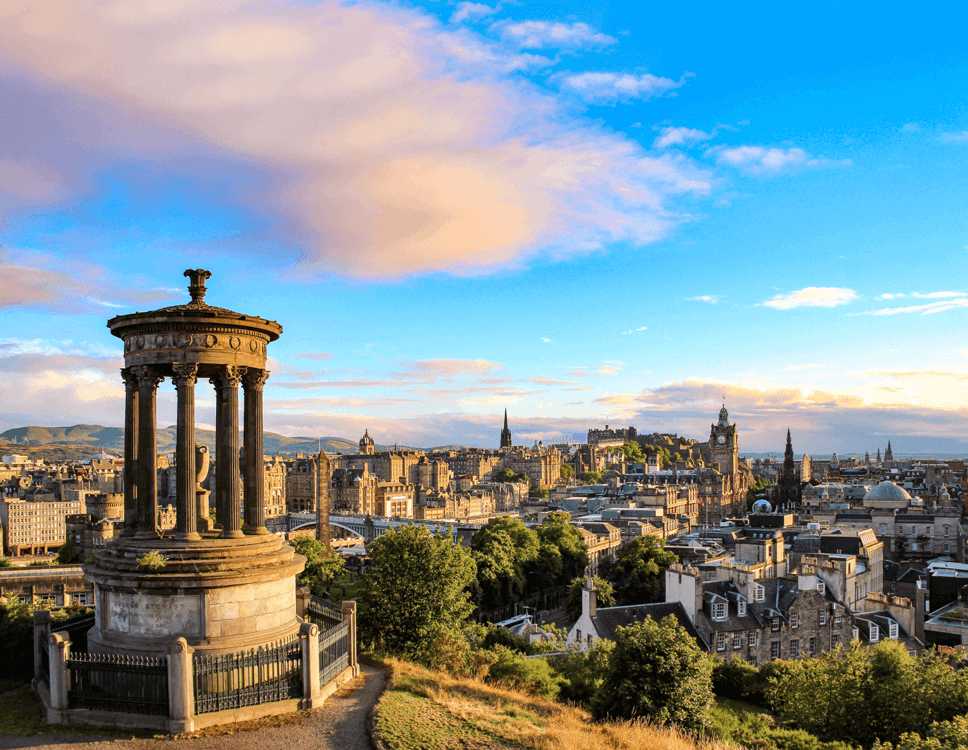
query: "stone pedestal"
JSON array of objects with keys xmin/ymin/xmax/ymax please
[{"xmin": 86, "ymin": 534, "xmax": 304, "ymax": 655}]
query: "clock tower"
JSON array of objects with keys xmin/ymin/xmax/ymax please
[{"xmin": 709, "ymin": 403, "xmax": 739, "ymax": 475}]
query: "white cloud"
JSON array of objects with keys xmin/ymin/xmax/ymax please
[
  {"xmin": 494, "ymin": 20, "xmax": 615, "ymax": 49},
  {"xmin": 597, "ymin": 360, "xmax": 624, "ymax": 375},
  {"xmin": 709, "ymin": 145, "xmax": 845, "ymax": 175},
  {"xmin": 861, "ymin": 299, "xmax": 968, "ymax": 317},
  {"xmin": 620, "ymin": 325, "xmax": 648, "ymax": 335},
  {"xmin": 940, "ymin": 131, "xmax": 968, "ymax": 144},
  {"xmin": 559, "ymin": 72, "xmax": 685, "ymax": 104},
  {"xmin": 654, "ymin": 126, "xmax": 712, "ymax": 150},
  {"xmin": 900, "ymin": 122, "xmax": 922, "ymax": 134},
  {"xmin": 540, "ymin": 336, "xmax": 552, "ymax": 344},
  {"xmin": 0, "ymin": 3, "xmax": 709, "ymax": 279},
  {"xmin": 761, "ymin": 287, "xmax": 858, "ymax": 310},
  {"xmin": 879, "ymin": 291, "xmax": 966, "ymax": 301},
  {"xmin": 687, "ymin": 294, "xmax": 719, "ymax": 304},
  {"xmin": 450, "ymin": 2, "xmax": 498, "ymax": 24}
]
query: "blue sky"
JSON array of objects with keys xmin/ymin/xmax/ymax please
[{"xmin": 1, "ymin": 1, "xmax": 967, "ymax": 453}]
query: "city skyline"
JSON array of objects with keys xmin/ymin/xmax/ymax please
[{"xmin": 2, "ymin": 2, "xmax": 968, "ymax": 453}]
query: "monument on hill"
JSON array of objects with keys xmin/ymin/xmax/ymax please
[{"xmin": 85, "ymin": 268, "xmax": 305, "ymax": 655}]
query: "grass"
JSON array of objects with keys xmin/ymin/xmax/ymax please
[
  {"xmin": 0, "ymin": 680, "xmax": 144, "ymax": 739},
  {"xmin": 372, "ymin": 659, "xmax": 736, "ymax": 750}
]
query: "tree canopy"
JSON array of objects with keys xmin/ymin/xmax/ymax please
[
  {"xmin": 593, "ymin": 614, "xmax": 714, "ymax": 731},
  {"xmin": 600, "ymin": 536, "xmax": 677, "ymax": 604},
  {"xmin": 359, "ymin": 525, "xmax": 477, "ymax": 662},
  {"xmin": 291, "ymin": 536, "xmax": 346, "ymax": 598}
]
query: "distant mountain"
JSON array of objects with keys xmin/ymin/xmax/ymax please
[{"xmin": 0, "ymin": 424, "xmax": 359, "ymax": 456}]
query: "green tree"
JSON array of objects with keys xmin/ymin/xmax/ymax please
[
  {"xmin": 600, "ymin": 536, "xmax": 677, "ymax": 604},
  {"xmin": 471, "ymin": 517, "xmax": 540, "ymax": 610},
  {"xmin": 485, "ymin": 646, "xmax": 563, "ymax": 699},
  {"xmin": 57, "ymin": 538, "xmax": 80, "ymax": 564},
  {"xmin": 593, "ymin": 615, "xmax": 714, "ymax": 732},
  {"xmin": 493, "ymin": 467, "xmax": 525, "ymax": 483},
  {"xmin": 564, "ymin": 575, "xmax": 614, "ymax": 622},
  {"xmin": 291, "ymin": 536, "xmax": 346, "ymax": 598},
  {"xmin": 559, "ymin": 463, "xmax": 574, "ymax": 481},
  {"xmin": 622, "ymin": 441, "xmax": 645, "ymax": 463},
  {"xmin": 359, "ymin": 525, "xmax": 476, "ymax": 662},
  {"xmin": 531, "ymin": 512, "xmax": 588, "ymax": 588}
]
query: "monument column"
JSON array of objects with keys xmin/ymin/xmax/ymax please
[
  {"xmin": 213, "ymin": 366, "xmax": 244, "ymax": 538},
  {"xmin": 120, "ymin": 367, "xmax": 140, "ymax": 536},
  {"xmin": 243, "ymin": 369, "xmax": 270, "ymax": 535},
  {"xmin": 173, "ymin": 363, "xmax": 200, "ymax": 541},
  {"xmin": 135, "ymin": 366, "xmax": 162, "ymax": 537}
]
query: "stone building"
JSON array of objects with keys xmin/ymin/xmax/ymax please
[
  {"xmin": 0, "ymin": 565, "xmax": 94, "ymax": 606},
  {"xmin": 499, "ymin": 445, "xmax": 562, "ymax": 490},
  {"xmin": 262, "ymin": 455, "xmax": 287, "ymax": 519},
  {"xmin": 331, "ymin": 466, "xmax": 377, "ymax": 515},
  {"xmin": 0, "ymin": 498, "xmax": 82, "ymax": 555}
]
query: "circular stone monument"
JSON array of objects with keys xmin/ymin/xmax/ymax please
[{"xmin": 85, "ymin": 269, "xmax": 305, "ymax": 655}]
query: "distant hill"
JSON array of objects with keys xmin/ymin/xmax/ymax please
[{"xmin": 0, "ymin": 424, "xmax": 361, "ymax": 457}]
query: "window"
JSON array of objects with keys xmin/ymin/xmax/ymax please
[
  {"xmin": 808, "ymin": 637, "xmax": 816, "ymax": 655},
  {"xmin": 790, "ymin": 612, "xmax": 800, "ymax": 629},
  {"xmin": 713, "ymin": 601, "xmax": 727, "ymax": 621},
  {"xmin": 770, "ymin": 640, "xmax": 781, "ymax": 659},
  {"xmin": 852, "ymin": 626, "xmax": 860, "ymax": 641},
  {"xmin": 889, "ymin": 621, "xmax": 899, "ymax": 640},
  {"xmin": 817, "ymin": 581, "xmax": 826, "ymax": 595},
  {"xmin": 819, "ymin": 609, "xmax": 828, "ymax": 625},
  {"xmin": 747, "ymin": 631, "xmax": 757, "ymax": 647},
  {"xmin": 771, "ymin": 618, "xmax": 780, "ymax": 632},
  {"xmin": 834, "ymin": 614, "xmax": 844, "ymax": 627},
  {"xmin": 753, "ymin": 584, "xmax": 765, "ymax": 603},
  {"xmin": 737, "ymin": 599, "xmax": 747, "ymax": 617},
  {"xmin": 869, "ymin": 624, "xmax": 879, "ymax": 643},
  {"xmin": 790, "ymin": 639, "xmax": 800, "ymax": 658},
  {"xmin": 733, "ymin": 635, "xmax": 743, "ymax": 650},
  {"xmin": 944, "ymin": 524, "xmax": 951, "ymax": 537},
  {"xmin": 716, "ymin": 632, "xmax": 727, "ymax": 651}
]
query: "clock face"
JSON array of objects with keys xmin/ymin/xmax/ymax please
[{"xmin": 716, "ymin": 435, "xmax": 726, "ymax": 445}]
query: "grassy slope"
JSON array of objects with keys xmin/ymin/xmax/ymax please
[{"xmin": 372, "ymin": 659, "xmax": 735, "ymax": 750}]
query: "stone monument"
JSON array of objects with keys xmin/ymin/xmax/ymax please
[{"xmin": 85, "ymin": 269, "xmax": 305, "ymax": 655}]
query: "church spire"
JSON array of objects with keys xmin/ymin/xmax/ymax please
[{"xmin": 500, "ymin": 409, "xmax": 512, "ymax": 449}]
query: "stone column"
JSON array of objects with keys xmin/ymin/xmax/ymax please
[
  {"xmin": 299, "ymin": 621, "xmax": 321, "ymax": 709},
  {"xmin": 243, "ymin": 369, "xmax": 270, "ymax": 535},
  {"xmin": 47, "ymin": 632, "xmax": 70, "ymax": 717},
  {"xmin": 212, "ymin": 366, "xmax": 244, "ymax": 538},
  {"xmin": 135, "ymin": 366, "xmax": 163, "ymax": 537},
  {"xmin": 121, "ymin": 367, "xmax": 140, "ymax": 536},
  {"xmin": 167, "ymin": 637, "xmax": 195, "ymax": 733},
  {"xmin": 342, "ymin": 600, "xmax": 359, "ymax": 676},
  {"xmin": 173, "ymin": 364, "xmax": 200, "ymax": 541}
]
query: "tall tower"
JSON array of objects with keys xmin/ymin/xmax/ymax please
[
  {"xmin": 316, "ymin": 450, "xmax": 331, "ymax": 545},
  {"xmin": 709, "ymin": 403, "xmax": 739, "ymax": 475},
  {"xmin": 500, "ymin": 409, "xmax": 512, "ymax": 449},
  {"xmin": 884, "ymin": 441, "xmax": 894, "ymax": 464},
  {"xmin": 777, "ymin": 428, "xmax": 800, "ymax": 509}
]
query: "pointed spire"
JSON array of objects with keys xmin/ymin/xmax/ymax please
[{"xmin": 504, "ymin": 408, "xmax": 509, "ymax": 430}]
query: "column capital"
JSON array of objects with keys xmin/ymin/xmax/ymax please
[
  {"xmin": 243, "ymin": 368, "xmax": 270, "ymax": 391},
  {"xmin": 211, "ymin": 365, "xmax": 245, "ymax": 389},
  {"xmin": 171, "ymin": 362, "xmax": 199, "ymax": 386},
  {"xmin": 132, "ymin": 365, "xmax": 164, "ymax": 389},
  {"xmin": 120, "ymin": 366, "xmax": 139, "ymax": 390}
]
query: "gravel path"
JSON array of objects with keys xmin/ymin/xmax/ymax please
[{"xmin": 0, "ymin": 665, "xmax": 385, "ymax": 750}]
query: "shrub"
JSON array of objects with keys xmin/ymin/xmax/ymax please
[
  {"xmin": 552, "ymin": 640, "xmax": 614, "ymax": 707},
  {"xmin": 713, "ymin": 657, "xmax": 766, "ymax": 704},
  {"xmin": 485, "ymin": 646, "xmax": 562, "ymax": 699}
]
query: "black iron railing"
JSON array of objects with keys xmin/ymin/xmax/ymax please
[
  {"xmin": 38, "ymin": 637, "xmax": 50, "ymax": 689},
  {"xmin": 66, "ymin": 651, "xmax": 169, "ymax": 715},
  {"xmin": 192, "ymin": 635, "xmax": 303, "ymax": 714},
  {"xmin": 318, "ymin": 620, "xmax": 349, "ymax": 687},
  {"xmin": 306, "ymin": 597, "xmax": 343, "ymax": 629}
]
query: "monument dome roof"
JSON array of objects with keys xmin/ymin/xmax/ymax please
[{"xmin": 863, "ymin": 480, "xmax": 912, "ymax": 503}]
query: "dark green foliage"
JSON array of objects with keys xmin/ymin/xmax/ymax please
[
  {"xmin": 873, "ymin": 715, "xmax": 968, "ymax": 750},
  {"xmin": 57, "ymin": 538, "xmax": 80, "ymax": 564},
  {"xmin": 564, "ymin": 576, "xmax": 614, "ymax": 622},
  {"xmin": 765, "ymin": 641, "xmax": 968, "ymax": 747},
  {"xmin": 359, "ymin": 525, "xmax": 477, "ymax": 663},
  {"xmin": 481, "ymin": 625, "xmax": 534, "ymax": 654},
  {"xmin": 0, "ymin": 601, "xmax": 91, "ymax": 682},
  {"xmin": 493, "ymin": 468, "xmax": 526, "ymax": 483},
  {"xmin": 622, "ymin": 441, "xmax": 645, "ymax": 463},
  {"xmin": 578, "ymin": 471, "xmax": 603, "ymax": 483},
  {"xmin": 485, "ymin": 646, "xmax": 562, "ymax": 699},
  {"xmin": 533, "ymin": 512, "xmax": 587, "ymax": 586},
  {"xmin": 600, "ymin": 535, "xmax": 676, "ymax": 604},
  {"xmin": 592, "ymin": 614, "xmax": 714, "ymax": 732},
  {"xmin": 712, "ymin": 657, "xmax": 766, "ymax": 704},
  {"xmin": 552, "ymin": 639, "xmax": 614, "ymax": 707},
  {"xmin": 709, "ymin": 700, "xmax": 854, "ymax": 750},
  {"xmin": 291, "ymin": 536, "xmax": 347, "ymax": 598}
]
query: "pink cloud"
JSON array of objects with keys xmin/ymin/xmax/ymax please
[{"xmin": 0, "ymin": 2, "xmax": 709, "ymax": 278}]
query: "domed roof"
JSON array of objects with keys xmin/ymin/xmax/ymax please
[
  {"xmin": 863, "ymin": 480, "xmax": 912, "ymax": 503},
  {"xmin": 752, "ymin": 498, "xmax": 773, "ymax": 513}
]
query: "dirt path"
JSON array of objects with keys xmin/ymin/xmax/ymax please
[{"xmin": 0, "ymin": 665, "xmax": 386, "ymax": 750}]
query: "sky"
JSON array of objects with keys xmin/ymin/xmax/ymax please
[{"xmin": 1, "ymin": 1, "xmax": 967, "ymax": 454}]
